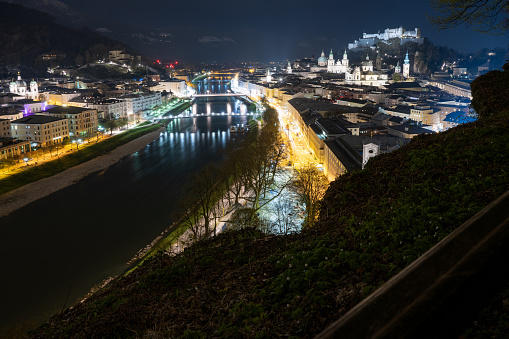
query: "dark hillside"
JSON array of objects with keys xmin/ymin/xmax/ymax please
[
  {"xmin": 0, "ymin": 2, "xmax": 135, "ymax": 74},
  {"xmin": 30, "ymin": 101, "xmax": 509, "ymax": 338}
]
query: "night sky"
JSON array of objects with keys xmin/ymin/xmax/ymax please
[{"xmin": 61, "ymin": 0, "xmax": 507, "ymax": 62}]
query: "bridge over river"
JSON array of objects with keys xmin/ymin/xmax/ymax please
[
  {"xmin": 156, "ymin": 112, "xmax": 258, "ymax": 121},
  {"xmin": 191, "ymin": 92, "xmax": 247, "ymax": 98}
]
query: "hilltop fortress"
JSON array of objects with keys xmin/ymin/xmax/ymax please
[{"xmin": 348, "ymin": 27, "xmax": 423, "ymax": 49}]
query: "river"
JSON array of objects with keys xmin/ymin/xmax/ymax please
[{"xmin": 0, "ymin": 77, "xmax": 253, "ymax": 334}]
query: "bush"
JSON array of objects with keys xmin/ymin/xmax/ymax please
[{"xmin": 471, "ymin": 63, "xmax": 509, "ymax": 119}]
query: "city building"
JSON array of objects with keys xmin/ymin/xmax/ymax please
[
  {"xmin": 0, "ymin": 137, "xmax": 31, "ymax": 160},
  {"xmin": 118, "ymin": 92, "xmax": 162, "ymax": 116},
  {"xmin": 387, "ymin": 122, "xmax": 432, "ymax": 138},
  {"xmin": 11, "ymin": 115, "xmax": 69, "ymax": 147},
  {"xmin": 69, "ymin": 97, "xmax": 127, "ymax": 119},
  {"xmin": 42, "ymin": 87, "xmax": 85, "ymax": 106},
  {"xmin": 42, "ymin": 106, "xmax": 98, "ymax": 140},
  {"xmin": 147, "ymin": 79, "xmax": 188, "ymax": 97},
  {"xmin": 409, "ymin": 104, "xmax": 434, "ymax": 124},
  {"xmin": 443, "ymin": 111, "xmax": 477, "ymax": 130},
  {"xmin": 427, "ymin": 79, "xmax": 472, "ymax": 99},
  {"xmin": 109, "ymin": 50, "xmax": 132, "ymax": 64},
  {"xmin": 0, "ymin": 119, "xmax": 11, "ymax": 138},
  {"xmin": 0, "ymin": 107, "xmax": 24, "ymax": 121},
  {"xmin": 323, "ymin": 137, "xmax": 362, "ymax": 181}
]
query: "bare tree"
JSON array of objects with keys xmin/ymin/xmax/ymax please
[
  {"xmin": 429, "ymin": 0, "xmax": 509, "ymax": 34},
  {"xmin": 295, "ymin": 163, "xmax": 329, "ymax": 227},
  {"xmin": 174, "ymin": 163, "xmax": 224, "ymax": 242},
  {"xmin": 230, "ymin": 104, "xmax": 293, "ymax": 223},
  {"xmin": 270, "ymin": 196, "xmax": 298, "ymax": 235}
]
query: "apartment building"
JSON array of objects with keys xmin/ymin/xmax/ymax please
[{"xmin": 11, "ymin": 115, "xmax": 68, "ymax": 147}]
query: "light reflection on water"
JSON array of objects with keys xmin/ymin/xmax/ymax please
[{"xmin": 0, "ymin": 78, "xmax": 251, "ymax": 333}]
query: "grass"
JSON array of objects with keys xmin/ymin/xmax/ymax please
[
  {"xmin": 167, "ymin": 101, "xmax": 192, "ymax": 116},
  {"xmin": 0, "ymin": 124, "xmax": 162, "ymax": 196},
  {"xmin": 30, "ymin": 110, "xmax": 509, "ymax": 338}
]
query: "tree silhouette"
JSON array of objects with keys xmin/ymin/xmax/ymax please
[{"xmin": 429, "ymin": 0, "xmax": 509, "ymax": 34}]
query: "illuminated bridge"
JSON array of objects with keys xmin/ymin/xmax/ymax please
[
  {"xmin": 157, "ymin": 112, "xmax": 258, "ymax": 120},
  {"xmin": 191, "ymin": 93, "xmax": 247, "ymax": 98}
]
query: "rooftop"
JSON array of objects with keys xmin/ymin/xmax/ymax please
[
  {"xmin": 324, "ymin": 138, "xmax": 361, "ymax": 172},
  {"xmin": 44, "ymin": 106, "xmax": 95, "ymax": 114},
  {"xmin": 12, "ymin": 115, "xmax": 66, "ymax": 124}
]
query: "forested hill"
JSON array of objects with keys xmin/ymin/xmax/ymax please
[{"xmin": 0, "ymin": 2, "xmax": 136, "ymax": 76}]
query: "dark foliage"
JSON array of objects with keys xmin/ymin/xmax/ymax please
[
  {"xmin": 0, "ymin": 2, "xmax": 134, "ymax": 74},
  {"xmin": 471, "ymin": 62, "xmax": 509, "ymax": 118}
]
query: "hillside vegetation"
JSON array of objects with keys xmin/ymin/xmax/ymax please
[
  {"xmin": 32, "ymin": 71, "xmax": 509, "ymax": 337},
  {"xmin": 0, "ymin": 2, "xmax": 135, "ymax": 76}
]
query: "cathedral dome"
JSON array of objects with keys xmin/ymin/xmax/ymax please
[
  {"xmin": 318, "ymin": 50, "xmax": 327, "ymax": 63},
  {"xmin": 14, "ymin": 73, "xmax": 26, "ymax": 87}
]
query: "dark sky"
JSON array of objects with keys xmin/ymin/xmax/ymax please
[{"xmin": 62, "ymin": 0, "xmax": 508, "ymax": 62}]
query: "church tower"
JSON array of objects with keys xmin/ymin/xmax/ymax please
[
  {"xmin": 287, "ymin": 61, "xmax": 292, "ymax": 74},
  {"xmin": 30, "ymin": 79, "xmax": 38, "ymax": 99},
  {"xmin": 403, "ymin": 50, "xmax": 410, "ymax": 78},
  {"xmin": 362, "ymin": 142, "xmax": 380, "ymax": 169},
  {"xmin": 342, "ymin": 49, "xmax": 349, "ymax": 67},
  {"xmin": 395, "ymin": 61, "xmax": 401, "ymax": 74},
  {"xmin": 266, "ymin": 68, "xmax": 272, "ymax": 82},
  {"xmin": 376, "ymin": 52, "xmax": 382, "ymax": 70},
  {"xmin": 361, "ymin": 54, "xmax": 373, "ymax": 72},
  {"xmin": 327, "ymin": 48, "xmax": 335, "ymax": 72},
  {"xmin": 9, "ymin": 78, "xmax": 17, "ymax": 94}
]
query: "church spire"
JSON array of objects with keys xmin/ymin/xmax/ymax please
[
  {"xmin": 329, "ymin": 48, "xmax": 334, "ymax": 59},
  {"xmin": 404, "ymin": 50, "xmax": 410, "ymax": 64},
  {"xmin": 343, "ymin": 49, "xmax": 348, "ymax": 59}
]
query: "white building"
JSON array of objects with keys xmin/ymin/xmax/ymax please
[
  {"xmin": 349, "ymin": 27, "xmax": 423, "ymax": 49},
  {"xmin": 9, "ymin": 73, "xmax": 39, "ymax": 100},
  {"xmin": 345, "ymin": 55, "xmax": 389, "ymax": 87},
  {"xmin": 363, "ymin": 27, "xmax": 421, "ymax": 41},
  {"xmin": 118, "ymin": 92, "xmax": 162, "ymax": 116},
  {"xmin": 327, "ymin": 49, "xmax": 350, "ymax": 74},
  {"xmin": 148, "ymin": 79, "xmax": 188, "ymax": 97}
]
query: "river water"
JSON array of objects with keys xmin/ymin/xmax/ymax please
[{"xmin": 0, "ymin": 78, "xmax": 252, "ymax": 332}]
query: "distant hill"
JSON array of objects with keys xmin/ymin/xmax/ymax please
[
  {"xmin": 0, "ymin": 2, "xmax": 137, "ymax": 76},
  {"xmin": 346, "ymin": 38, "xmax": 508, "ymax": 76}
]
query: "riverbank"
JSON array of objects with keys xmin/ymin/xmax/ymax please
[{"xmin": 0, "ymin": 126, "xmax": 164, "ymax": 218}]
